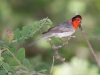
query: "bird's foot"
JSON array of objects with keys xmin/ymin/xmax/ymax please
[
  {"xmin": 67, "ymin": 36, "xmax": 76, "ymax": 40},
  {"xmin": 67, "ymin": 37, "xmax": 71, "ymax": 40},
  {"xmin": 70, "ymin": 36, "xmax": 76, "ymax": 38}
]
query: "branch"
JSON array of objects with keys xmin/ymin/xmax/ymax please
[
  {"xmin": 50, "ymin": 56, "xmax": 54, "ymax": 75},
  {"xmin": 79, "ymin": 25, "xmax": 100, "ymax": 67},
  {"xmin": 47, "ymin": 38, "xmax": 66, "ymax": 63}
]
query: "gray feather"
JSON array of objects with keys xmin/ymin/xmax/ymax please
[
  {"xmin": 28, "ymin": 37, "xmax": 45, "ymax": 46},
  {"xmin": 28, "ymin": 33, "xmax": 52, "ymax": 46}
]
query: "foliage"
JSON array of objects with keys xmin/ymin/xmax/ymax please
[
  {"xmin": 0, "ymin": 0, "xmax": 100, "ymax": 75},
  {"xmin": 53, "ymin": 57, "xmax": 99, "ymax": 75},
  {"xmin": 0, "ymin": 18, "xmax": 52, "ymax": 75}
]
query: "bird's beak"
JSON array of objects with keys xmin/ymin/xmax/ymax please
[{"xmin": 79, "ymin": 20, "xmax": 82, "ymax": 24}]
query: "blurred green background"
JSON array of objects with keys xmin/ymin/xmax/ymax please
[{"xmin": 0, "ymin": 0, "xmax": 100, "ymax": 75}]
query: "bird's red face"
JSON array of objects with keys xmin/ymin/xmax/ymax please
[{"xmin": 71, "ymin": 15, "xmax": 82, "ymax": 30}]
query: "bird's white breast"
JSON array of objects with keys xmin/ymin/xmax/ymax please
[{"xmin": 52, "ymin": 30, "xmax": 75, "ymax": 38}]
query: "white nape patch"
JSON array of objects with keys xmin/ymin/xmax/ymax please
[
  {"xmin": 53, "ymin": 31, "xmax": 75, "ymax": 38},
  {"xmin": 76, "ymin": 12, "xmax": 79, "ymax": 15}
]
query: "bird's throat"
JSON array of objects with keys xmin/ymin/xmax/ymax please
[{"xmin": 71, "ymin": 20, "xmax": 79, "ymax": 30}]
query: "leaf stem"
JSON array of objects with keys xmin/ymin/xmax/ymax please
[
  {"xmin": 0, "ymin": 62, "xmax": 8, "ymax": 72},
  {"xmin": 32, "ymin": 17, "xmax": 49, "ymax": 34},
  {"xmin": 5, "ymin": 47, "xmax": 29, "ymax": 71}
]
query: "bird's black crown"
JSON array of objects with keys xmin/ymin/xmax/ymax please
[{"xmin": 72, "ymin": 15, "xmax": 82, "ymax": 22}]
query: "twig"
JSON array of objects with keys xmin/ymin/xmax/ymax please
[
  {"xmin": 50, "ymin": 56, "xmax": 54, "ymax": 75},
  {"xmin": 79, "ymin": 25, "xmax": 100, "ymax": 67},
  {"xmin": 8, "ymin": 69, "xmax": 49, "ymax": 75},
  {"xmin": 47, "ymin": 38, "xmax": 65, "ymax": 63}
]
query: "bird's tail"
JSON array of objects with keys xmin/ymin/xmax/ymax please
[{"xmin": 28, "ymin": 36, "xmax": 48, "ymax": 46}]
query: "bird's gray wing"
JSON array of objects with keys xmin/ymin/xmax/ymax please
[{"xmin": 42, "ymin": 20, "xmax": 73, "ymax": 34}]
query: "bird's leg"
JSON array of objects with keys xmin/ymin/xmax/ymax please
[
  {"xmin": 67, "ymin": 36, "xmax": 76, "ymax": 40},
  {"xmin": 67, "ymin": 37, "xmax": 71, "ymax": 40},
  {"xmin": 57, "ymin": 37, "xmax": 69, "ymax": 47},
  {"xmin": 63, "ymin": 36, "xmax": 75, "ymax": 44}
]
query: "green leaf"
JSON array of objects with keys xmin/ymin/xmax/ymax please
[
  {"xmin": 9, "ymin": 42, "xmax": 15, "ymax": 47},
  {"xmin": 21, "ymin": 26, "xmax": 32, "ymax": 36},
  {"xmin": 0, "ymin": 56, "xmax": 4, "ymax": 62},
  {"xmin": 31, "ymin": 25, "xmax": 37, "ymax": 31},
  {"xmin": 31, "ymin": 21, "xmax": 41, "ymax": 33},
  {"xmin": 0, "ymin": 40, "xmax": 9, "ymax": 48},
  {"xmin": 3, "ymin": 63, "xmax": 10, "ymax": 72},
  {"xmin": 23, "ymin": 58, "xmax": 30, "ymax": 67},
  {"xmin": 9, "ymin": 47, "xmax": 16, "ymax": 54},
  {"xmin": 14, "ymin": 28, "xmax": 20, "ymax": 40},
  {"xmin": 16, "ymin": 48, "xmax": 25, "ymax": 61},
  {"xmin": 27, "ymin": 34, "xmax": 33, "ymax": 37},
  {"xmin": 9, "ymin": 62, "xmax": 19, "ymax": 66},
  {"xmin": 45, "ymin": 18, "xmax": 52, "ymax": 25},
  {"xmin": 17, "ymin": 38, "xmax": 25, "ymax": 44},
  {"xmin": 0, "ymin": 61, "xmax": 4, "ymax": 67},
  {"xmin": 40, "ymin": 18, "xmax": 47, "ymax": 23},
  {"xmin": 0, "ymin": 70, "xmax": 7, "ymax": 74},
  {"xmin": 33, "ymin": 21, "xmax": 41, "ymax": 27}
]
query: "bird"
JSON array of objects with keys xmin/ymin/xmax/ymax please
[{"xmin": 28, "ymin": 15, "xmax": 82, "ymax": 46}]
